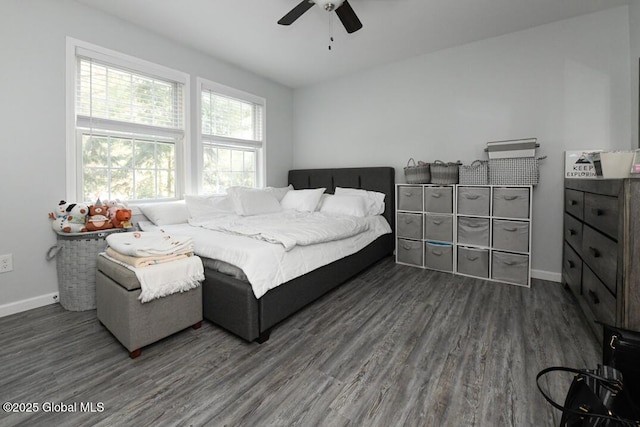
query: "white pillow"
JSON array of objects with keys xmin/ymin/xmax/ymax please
[
  {"xmin": 185, "ymin": 194, "xmax": 234, "ymax": 220},
  {"xmin": 281, "ymin": 188, "xmax": 326, "ymax": 212},
  {"xmin": 227, "ymin": 187, "xmax": 282, "ymax": 216},
  {"xmin": 266, "ymin": 184, "xmax": 293, "ymax": 202},
  {"xmin": 138, "ymin": 200, "xmax": 189, "ymax": 225},
  {"xmin": 319, "ymin": 194, "xmax": 368, "ymax": 217},
  {"xmin": 335, "ymin": 187, "xmax": 385, "ymax": 216}
]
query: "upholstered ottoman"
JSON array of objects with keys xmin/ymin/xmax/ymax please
[{"xmin": 96, "ymin": 256, "xmax": 203, "ymax": 358}]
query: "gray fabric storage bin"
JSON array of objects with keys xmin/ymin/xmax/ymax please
[
  {"xmin": 492, "ymin": 219, "xmax": 529, "ymax": 253},
  {"xmin": 424, "ymin": 214, "xmax": 453, "ymax": 242},
  {"xmin": 424, "ymin": 186, "xmax": 453, "ymax": 213},
  {"xmin": 457, "ymin": 217, "xmax": 490, "ymax": 247},
  {"xmin": 492, "ymin": 251, "xmax": 529, "ymax": 286},
  {"xmin": 397, "ymin": 185, "xmax": 423, "ymax": 211},
  {"xmin": 397, "ymin": 213, "xmax": 423, "ymax": 239},
  {"xmin": 425, "ymin": 242, "xmax": 453, "ymax": 272},
  {"xmin": 457, "ymin": 246, "xmax": 489, "ymax": 278},
  {"xmin": 457, "ymin": 186, "xmax": 490, "ymax": 216},
  {"xmin": 493, "ymin": 187, "xmax": 530, "ymax": 218},
  {"xmin": 397, "ymin": 239, "xmax": 423, "ymax": 267}
]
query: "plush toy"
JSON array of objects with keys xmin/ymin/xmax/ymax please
[
  {"xmin": 111, "ymin": 209, "xmax": 132, "ymax": 229},
  {"xmin": 61, "ymin": 203, "xmax": 89, "ymax": 233},
  {"xmin": 49, "ymin": 200, "xmax": 70, "ymax": 232},
  {"xmin": 104, "ymin": 199, "xmax": 121, "ymax": 220},
  {"xmin": 85, "ymin": 204, "xmax": 114, "ymax": 231}
]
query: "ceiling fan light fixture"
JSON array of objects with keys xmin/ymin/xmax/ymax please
[{"xmin": 313, "ymin": 0, "xmax": 345, "ymax": 12}]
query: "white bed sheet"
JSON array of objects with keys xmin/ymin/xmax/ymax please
[{"xmin": 139, "ymin": 215, "xmax": 391, "ymax": 299}]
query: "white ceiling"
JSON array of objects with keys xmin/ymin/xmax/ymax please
[{"xmin": 74, "ymin": 0, "xmax": 631, "ymax": 88}]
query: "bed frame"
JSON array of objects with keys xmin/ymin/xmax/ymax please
[{"xmin": 201, "ymin": 167, "xmax": 396, "ymax": 342}]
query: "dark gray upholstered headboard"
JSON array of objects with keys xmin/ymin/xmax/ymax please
[{"xmin": 288, "ymin": 167, "xmax": 395, "ymax": 232}]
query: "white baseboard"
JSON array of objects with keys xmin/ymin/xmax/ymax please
[
  {"xmin": 531, "ymin": 269, "xmax": 561, "ymax": 283},
  {"xmin": 0, "ymin": 293, "xmax": 59, "ymax": 318}
]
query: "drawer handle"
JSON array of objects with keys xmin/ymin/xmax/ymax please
[
  {"xmin": 431, "ymin": 250, "xmax": 443, "ymax": 256},
  {"xmin": 404, "ymin": 218, "xmax": 414, "ymax": 224},
  {"xmin": 592, "ymin": 208, "xmax": 604, "ymax": 216},
  {"xmin": 402, "ymin": 244, "xmax": 412, "ymax": 250},
  {"xmin": 588, "ymin": 289, "xmax": 600, "ymax": 305},
  {"xmin": 403, "ymin": 192, "xmax": 413, "ymax": 197},
  {"xmin": 503, "ymin": 260, "xmax": 517, "ymax": 266},
  {"xmin": 431, "ymin": 193, "xmax": 442, "ymax": 198},
  {"xmin": 569, "ymin": 200, "xmax": 578, "ymax": 206},
  {"xmin": 567, "ymin": 229, "xmax": 577, "ymax": 236},
  {"xmin": 466, "ymin": 255, "xmax": 479, "ymax": 261},
  {"xmin": 432, "ymin": 220, "xmax": 443, "ymax": 225},
  {"xmin": 503, "ymin": 195, "xmax": 518, "ymax": 201},
  {"xmin": 466, "ymin": 223, "xmax": 484, "ymax": 228},
  {"xmin": 567, "ymin": 260, "xmax": 575, "ymax": 269},
  {"xmin": 503, "ymin": 227, "xmax": 518, "ymax": 232},
  {"xmin": 464, "ymin": 194, "xmax": 480, "ymax": 200},
  {"xmin": 588, "ymin": 246, "xmax": 601, "ymax": 258}
]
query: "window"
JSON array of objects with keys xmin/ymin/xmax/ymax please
[
  {"xmin": 68, "ymin": 40, "xmax": 187, "ymax": 202},
  {"xmin": 199, "ymin": 79, "xmax": 265, "ymax": 193}
]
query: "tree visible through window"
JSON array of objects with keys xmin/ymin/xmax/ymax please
[
  {"xmin": 200, "ymin": 82, "xmax": 264, "ymax": 193},
  {"xmin": 75, "ymin": 53, "xmax": 184, "ymax": 202}
]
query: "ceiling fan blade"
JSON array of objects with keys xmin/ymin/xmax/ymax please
[
  {"xmin": 278, "ymin": 0, "xmax": 315, "ymax": 26},
  {"xmin": 335, "ymin": 0, "xmax": 362, "ymax": 33}
]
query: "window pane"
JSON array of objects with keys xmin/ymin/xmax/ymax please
[
  {"xmin": 81, "ymin": 131, "xmax": 176, "ymax": 202},
  {"xmin": 201, "ymin": 91, "xmax": 261, "ymax": 141}
]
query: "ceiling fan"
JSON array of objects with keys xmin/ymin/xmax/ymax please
[{"xmin": 278, "ymin": 0, "xmax": 363, "ymax": 34}]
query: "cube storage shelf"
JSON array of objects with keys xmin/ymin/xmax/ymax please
[{"xmin": 395, "ymin": 184, "xmax": 533, "ymax": 287}]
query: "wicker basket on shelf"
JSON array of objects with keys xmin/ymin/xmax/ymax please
[
  {"xmin": 430, "ymin": 160, "xmax": 462, "ymax": 185},
  {"xmin": 459, "ymin": 160, "xmax": 489, "ymax": 185},
  {"xmin": 404, "ymin": 158, "xmax": 431, "ymax": 184}
]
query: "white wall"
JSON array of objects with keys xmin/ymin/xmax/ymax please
[
  {"xmin": 292, "ymin": 7, "xmax": 632, "ymax": 279},
  {"xmin": 0, "ymin": 0, "xmax": 294, "ymax": 315}
]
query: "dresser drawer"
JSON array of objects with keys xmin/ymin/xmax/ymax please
[
  {"xmin": 584, "ymin": 193, "xmax": 619, "ymax": 240},
  {"xmin": 397, "ymin": 239, "xmax": 423, "ymax": 267},
  {"xmin": 424, "ymin": 213, "xmax": 453, "ymax": 242},
  {"xmin": 425, "ymin": 242, "xmax": 453, "ymax": 272},
  {"xmin": 457, "ymin": 217, "xmax": 490, "ymax": 247},
  {"xmin": 457, "ymin": 246, "xmax": 489, "ymax": 278},
  {"xmin": 582, "ymin": 265, "xmax": 616, "ymax": 327},
  {"xmin": 491, "ymin": 251, "xmax": 529, "ymax": 286},
  {"xmin": 457, "ymin": 186, "xmax": 490, "ymax": 216},
  {"xmin": 397, "ymin": 186, "xmax": 423, "ymax": 211},
  {"xmin": 581, "ymin": 225, "xmax": 617, "ymax": 295},
  {"xmin": 424, "ymin": 186, "xmax": 453, "ymax": 214},
  {"xmin": 562, "ymin": 242, "xmax": 582, "ymax": 296},
  {"xmin": 564, "ymin": 213, "xmax": 583, "ymax": 255},
  {"xmin": 564, "ymin": 189, "xmax": 584, "ymax": 219},
  {"xmin": 492, "ymin": 188, "xmax": 530, "ymax": 219},
  {"xmin": 397, "ymin": 213, "xmax": 423, "ymax": 239}
]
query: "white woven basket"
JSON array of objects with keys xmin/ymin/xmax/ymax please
[{"xmin": 488, "ymin": 156, "xmax": 546, "ymax": 186}]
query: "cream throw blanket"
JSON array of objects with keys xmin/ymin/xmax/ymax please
[
  {"xmin": 106, "ymin": 230, "xmax": 194, "ymax": 257},
  {"xmin": 105, "ymin": 247, "xmax": 189, "ymax": 268},
  {"xmin": 100, "ymin": 253, "xmax": 204, "ymax": 303}
]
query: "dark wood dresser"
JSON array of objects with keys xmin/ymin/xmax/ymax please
[{"xmin": 563, "ymin": 178, "xmax": 640, "ymax": 338}]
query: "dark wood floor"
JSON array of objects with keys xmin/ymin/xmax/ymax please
[{"xmin": 0, "ymin": 257, "xmax": 599, "ymax": 426}]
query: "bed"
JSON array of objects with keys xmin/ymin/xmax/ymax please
[{"xmin": 137, "ymin": 167, "xmax": 395, "ymax": 342}]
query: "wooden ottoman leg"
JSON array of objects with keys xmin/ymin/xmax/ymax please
[
  {"xmin": 129, "ymin": 349, "xmax": 142, "ymax": 359},
  {"xmin": 192, "ymin": 321, "xmax": 202, "ymax": 330}
]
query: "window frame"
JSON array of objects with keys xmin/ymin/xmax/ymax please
[
  {"xmin": 65, "ymin": 37, "xmax": 191, "ymax": 202},
  {"xmin": 196, "ymin": 77, "xmax": 266, "ymax": 194}
]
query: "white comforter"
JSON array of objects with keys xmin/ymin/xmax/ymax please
[
  {"xmin": 140, "ymin": 213, "xmax": 391, "ymax": 299},
  {"xmin": 189, "ymin": 211, "xmax": 369, "ymax": 251}
]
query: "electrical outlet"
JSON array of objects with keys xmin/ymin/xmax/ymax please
[{"xmin": 0, "ymin": 254, "xmax": 13, "ymax": 273}]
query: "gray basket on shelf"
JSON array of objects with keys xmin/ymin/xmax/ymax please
[
  {"xmin": 46, "ymin": 229, "xmax": 125, "ymax": 311},
  {"xmin": 459, "ymin": 160, "xmax": 489, "ymax": 185},
  {"xmin": 404, "ymin": 158, "xmax": 431, "ymax": 184},
  {"xmin": 488, "ymin": 156, "xmax": 546, "ymax": 186},
  {"xmin": 430, "ymin": 160, "xmax": 462, "ymax": 185}
]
